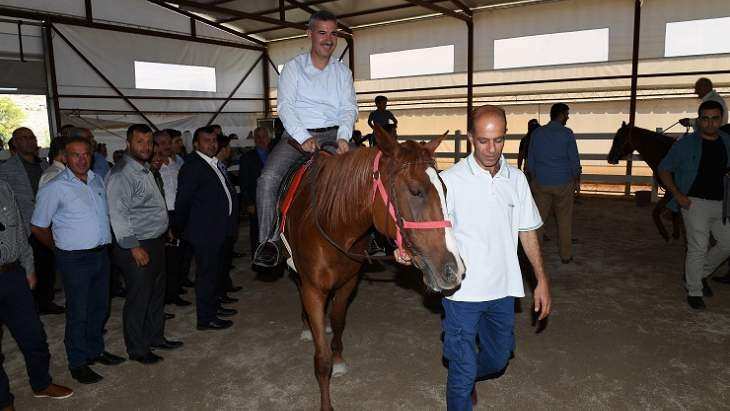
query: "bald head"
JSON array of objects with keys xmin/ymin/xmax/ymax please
[
  {"xmin": 695, "ymin": 77, "xmax": 713, "ymax": 98},
  {"xmin": 470, "ymin": 105, "xmax": 507, "ymax": 135}
]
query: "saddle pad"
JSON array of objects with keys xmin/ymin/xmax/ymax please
[{"xmin": 279, "ymin": 160, "xmax": 311, "ymax": 233}]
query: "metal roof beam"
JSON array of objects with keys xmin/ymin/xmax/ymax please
[
  {"xmin": 217, "ymin": 0, "xmax": 338, "ymax": 23},
  {"xmin": 284, "ymin": 0, "xmax": 352, "ymax": 34},
  {"xmin": 403, "ymin": 0, "xmax": 470, "ymax": 22},
  {"xmin": 170, "ymin": 0, "xmax": 307, "ymax": 30},
  {"xmin": 450, "ymin": 0, "xmax": 472, "ymax": 15}
]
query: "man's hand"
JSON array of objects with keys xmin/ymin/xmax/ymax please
[
  {"xmin": 26, "ymin": 272, "xmax": 37, "ymax": 290},
  {"xmin": 676, "ymin": 193, "xmax": 692, "ymax": 209},
  {"xmin": 394, "ymin": 249, "xmax": 413, "ymax": 265},
  {"xmin": 336, "ymin": 139, "xmax": 350, "ymax": 154},
  {"xmin": 533, "ymin": 281, "xmax": 551, "ymax": 321},
  {"xmin": 131, "ymin": 247, "xmax": 150, "ymax": 267},
  {"xmin": 679, "ymin": 118, "xmax": 691, "ymax": 128},
  {"xmin": 301, "ymin": 137, "xmax": 318, "ymax": 153}
]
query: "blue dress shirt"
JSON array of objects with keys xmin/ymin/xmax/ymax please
[
  {"xmin": 31, "ymin": 167, "xmax": 111, "ymax": 251},
  {"xmin": 527, "ymin": 121, "xmax": 581, "ymax": 186},
  {"xmin": 92, "ymin": 152, "xmax": 110, "ymax": 179}
]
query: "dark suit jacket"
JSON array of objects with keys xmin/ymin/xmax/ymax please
[
  {"xmin": 175, "ymin": 152, "xmax": 238, "ymax": 246},
  {"xmin": 239, "ymin": 148, "xmax": 265, "ymax": 209}
]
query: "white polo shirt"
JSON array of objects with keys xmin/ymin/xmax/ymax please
[{"xmin": 441, "ymin": 154, "xmax": 542, "ymax": 302}]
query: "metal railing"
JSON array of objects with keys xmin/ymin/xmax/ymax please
[{"xmin": 396, "ymin": 131, "xmax": 661, "ymax": 195}]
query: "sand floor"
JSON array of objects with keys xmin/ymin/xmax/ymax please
[{"xmin": 4, "ymin": 196, "xmax": 730, "ymax": 410}]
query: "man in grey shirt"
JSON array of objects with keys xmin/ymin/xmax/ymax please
[
  {"xmin": 0, "ymin": 180, "xmax": 74, "ymax": 408},
  {"xmin": 107, "ymin": 124, "xmax": 182, "ymax": 365}
]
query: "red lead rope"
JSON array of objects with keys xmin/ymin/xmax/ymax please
[{"xmin": 370, "ymin": 151, "xmax": 452, "ymax": 256}]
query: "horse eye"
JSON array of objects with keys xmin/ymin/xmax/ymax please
[{"xmin": 409, "ymin": 186, "xmax": 424, "ymax": 198}]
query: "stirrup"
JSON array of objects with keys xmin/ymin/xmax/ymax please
[{"xmin": 253, "ymin": 241, "xmax": 281, "ymax": 268}]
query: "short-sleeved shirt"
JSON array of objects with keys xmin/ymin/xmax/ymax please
[
  {"xmin": 31, "ymin": 167, "xmax": 111, "ymax": 251},
  {"xmin": 368, "ymin": 109, "xmax": 396, "ymax": 127},
  {"xmin": 440, "ymin": 154, "xmax": 543, "ymax": 302}
]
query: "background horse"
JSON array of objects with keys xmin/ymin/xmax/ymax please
[
  {"xmin": 607, "ymin": 122, "xmax": 680, "ymax": 241},
  {"xmin": 282, "ymin": 126, "xmax": 464, "ymax": 410}
]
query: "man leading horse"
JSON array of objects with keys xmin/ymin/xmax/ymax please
[{"xmin": 253, "ymin": 10, "xmax": 357, "ymax": 269}]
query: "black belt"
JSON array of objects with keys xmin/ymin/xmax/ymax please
[
  {"xmin": 56, "ymin": 244, "xmax": 108, "ymax": 254},
  {"xmin": 0, "ymin": 261, "xmax": 19, "ymax": 273},
  {"xmin": 307, "ymin": 126, "xmax": 338, "ymax": 133}
]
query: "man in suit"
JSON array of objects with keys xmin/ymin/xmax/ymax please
[
  {"xmin": 175, "ymin": 126, "xmax": 238, "ymax": 331},
  {"xmin": 240, "ymin": 127, "xmax": 271, "ymax": 256},
  {"xmin": 0, "ymin": 127, "xmax": 63, "ymax": 315},
  {"xmin": 214, "ymin": 133, "xmax": 241, "ymax": 302}
]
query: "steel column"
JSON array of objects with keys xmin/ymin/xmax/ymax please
[
  {"xmin": 17, "ymin": 21, "xmax": 24, "ymax": 62},
  {"xmin": 626, "ymin": 0, "xmax": 642, "ymax": 195},
  {"xmin": 207, "ymin": 54, "xmax": 265, "ymax": 126},
  {"xmin": 85, "ymin": 0, "xmax": 93, "ymax": 23},
  {"xmin": 466, "ymin": 19, "xmax": 473, "ymax": 154},
  {"xmin": 263, "ymin": 50, "xmax": 272, "ymax": 116},
  {"xmin": 51, "ymin": 25, "xmax": 159, "ymax": 131},
  {"xmin": 42, "ymin": 24, "xmax": 61, "ymax": 133}
]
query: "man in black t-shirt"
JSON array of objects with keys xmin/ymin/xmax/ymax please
[{"xmin": 658, "ymin": 100, "xmax": 730, "ymax": 309}]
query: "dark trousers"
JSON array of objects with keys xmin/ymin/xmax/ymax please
[
  {"xmin": 0, "ymin": 265, "xmax": 52, "ymax": 408},
  {"xmin": 218, "ymin": 236, "xmax": 235, "ymax": 297},
  {"xmin": 29, "ymin": 234, "xmax": 56, "ymax": 309},
  {"xmin": 191, "ymin": 241, "xmax": 225, "ymax": 323},
  {"xmin": 114, "ymin": 238, "xmax": 166, "ymax": 357},
  {"xmin": 442, "ymin": 297, "xmax": 515, "ymax": 411},
  {"xmin": 164, "ymin": 240, "xmax": 183, "ymax": 302},
  {"xmin": 180, "ymin": 240, "xmax": 193, "ymax": 285},
  {"xmin": 55, "ymin": 247, "xmax": 110, "ymax": 369},
  {"xmin": 248, "ymin": 212, "xmax": 259, "ymax": 255},
  {"xmin": 109, "ymin": 239, "xmax": 125, "ymax": 296}
]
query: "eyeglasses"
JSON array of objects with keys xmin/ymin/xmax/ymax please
[{"xmin": 699, "ymin": 115, "xmax": 722, "ymax": 122}]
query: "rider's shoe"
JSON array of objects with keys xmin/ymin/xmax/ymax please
[{"xmin": 253, "ymin": 241, "xmax": 280, "ymax": 268}]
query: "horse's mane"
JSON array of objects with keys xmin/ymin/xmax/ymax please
[
  {"xmin": 627, "ymin": 125, "xmax": 675, "ymax": 147},
  {"xmin": 307, "ymin": 147, "xmax": 377, "ymax": 231}
]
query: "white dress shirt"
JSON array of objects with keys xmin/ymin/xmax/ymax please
[
  {"xmin": 196, "ymin": 151, "xmax": 232, "ymax": 215},
  {"xmin": 277, "ymin": 52, "xmax": 358, "ymax": 144},
  {"xmin": 440, "ymin": 155, "xmax": 543, "ymax": 302},
  {"xmin": 39, "ymin": 160, "xmax": 66, "ymax": 188},
  {"xmin": 159, "ymin": 155, "xmax": 183, "ymax": 211}
]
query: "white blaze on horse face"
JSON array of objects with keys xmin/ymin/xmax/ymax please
[{"xmin": 425, "ymin": 167, "xmax": 465, "ymax": 278}]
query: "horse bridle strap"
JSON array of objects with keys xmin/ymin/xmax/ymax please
[{"xmin": 370, "ymin": 150, "xmax": 452, "ymax": 256}]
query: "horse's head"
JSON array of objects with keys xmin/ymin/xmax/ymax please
[
  {"xmin": 607, "ymin": 121, "xmax": 634, "ymax": 164},
  {"xmin": 372, "ymin": 125, "xmax": 465, "ymax": 292}
]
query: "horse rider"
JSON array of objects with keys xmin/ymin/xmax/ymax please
[
  {"xmin": 679, "ymin": 77, "xmax": 728, "ymax": 131},
  {"xmin": 253, "ymin": 10, "xmax": 358, "ymax": 269}
]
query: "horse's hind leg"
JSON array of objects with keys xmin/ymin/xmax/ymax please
[
  {"xmin": 330, "ymin": 275, "xmax": 359, "ymax": 377},
  {"xmin": 671, "ymin": 211, "xmax": 681, "ymax": 240},
  {"xmin": 653, "ymin": 195, "xmax": 671, "ymax": 242},
  {"xmin": 300, "ymin": 283, "xmax": 334, "ymax": 411}
]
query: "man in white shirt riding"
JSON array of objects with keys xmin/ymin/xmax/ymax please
[
  {"xmin": 680, "ymin": 77, "xmax": 728, "ymax": 129},
  {"xmin": 253, "ymin": 10, "xmax": 357, "ymax": 268}
]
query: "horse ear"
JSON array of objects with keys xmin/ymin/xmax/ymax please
[
  {"xmin": 423, "ymin": 130, "xmax": 449, "ymax": 156},
  {"xmin": 622, "ymin": 121, "xmax": 627, "ymax": 127},
  {"xmin": 374, "ymin": 124, "xmax": 399, "ymax": 156}
]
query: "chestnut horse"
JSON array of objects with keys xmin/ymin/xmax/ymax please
[
  {"xmin": 281, "ymin": 126, "xmax": 464, "ymax": 410},
  {"xmin": 607, "ymin": 122, "xmax": 680, "ymax": 240}
]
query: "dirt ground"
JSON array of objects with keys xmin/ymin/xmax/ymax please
[{"xmin": 4, "ymin": 196, "xmax": 730, "ymax": 410}]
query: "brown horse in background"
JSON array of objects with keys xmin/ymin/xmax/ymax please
[
  {"xmin": 607, "ymin": 122, "xmax": 680, "ymax": 241},
  {"xmin": 282, "ymin": 126, "xmax": 464, "ymax": 410}
]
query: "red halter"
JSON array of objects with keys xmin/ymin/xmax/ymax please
[{"xmin": 370, "ymin": 150, "xmax": 452, "ymax": 255}]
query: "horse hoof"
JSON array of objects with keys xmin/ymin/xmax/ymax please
[
  {"xmin": 300, "ymin": 329, "xmax": 313, "ymax": 341},
  {"xmin": 325, "ymin": 325, "xmax": 332, "ymax": 334},
  {"xmin": 332, "ymin": 362, "xmax": 348, "ymax": 377}
]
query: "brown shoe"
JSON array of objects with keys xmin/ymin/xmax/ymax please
[{"xmin": 33, "ymin": 383, "xmax": 74, "ymax": 399}]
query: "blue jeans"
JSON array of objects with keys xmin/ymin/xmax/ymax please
[
  {"xmin": 442, "ymin": 297, "xmax": 515, "ymax": 411},
  {"xmin": 55, "ymin": 247, "xmax": 110, "ymax": 369},
  {"xmin": 0, "ymin": 265, "xmax": 52, "ymax": 408},
  {"xmin": 256, "ymin": 130, "xmax": 338, "ymax": 243}
]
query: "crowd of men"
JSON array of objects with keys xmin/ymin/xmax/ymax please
[{"xmin": 0, "ymin": 122, "xmax": 272, "ymax": 409}]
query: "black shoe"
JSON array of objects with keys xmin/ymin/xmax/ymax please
[
  {"xmin": 253, "ymin": 241, "xmax": 280, "ymax": 268},
  {"xmin": 217, "ymin": 307, "xmax": 238, "ymax": 317},
  {"xmin": 151, "ymin": 339, "xmax": 184, "ymax": 350},
  {"xmin": 712, "ymin": 275, "xmax": 730, "ymax": 284},
  {"xmin": 197, "ymin": 318, "xmax": 233, "ymax": 330},
  {"xmin": 226, "ymin": 285, "xmax": 243, "ymax": 293},
  {"xmin": 687, "ymin": 296, "xmax": 706, "ymax": 310},
  {"xmin": 70, "ymin": 365, "xmax": 103, "ymax": 384},
  {"xmin": 702, "ymin": 279, "xmax": 714, "ymax": 298},
  {"xmin": 232, "ymin": 252, "xmax": 245, "ymax": 259},
  {"xmin": 219, "ymin": 295, "xmax": 239, "ymax": 304},
  {"xmin": 178, "ymin": 287, "xmax": 188, "ymax": 295},
  {"xmin": 170, "ymin": 296, "xmax": 192, "ymax": 307},
  {"xmin": 39, "ymin": 302, "xmax": 65, "ymax": 315},
  {"xmin": 130, "ymin": 352, "xmax": 164, "ymax": 364},
  {"xmin": 112, "ymin": 287, "xmax": 127, "ymax": 298},
  {"xmin": 90, "ymin": 351, "xmax": 126, "ymax": 366},
  {"xmin": 165, "ymin": 312, "xmax": 175, "ymax": 320},
  {"xmin": 181, "ymin": 278, "xmax": 195, "ymax": 288},
  {"xmin": 561, "ymin": 257, "xmax": 573, "ymax": 264}
]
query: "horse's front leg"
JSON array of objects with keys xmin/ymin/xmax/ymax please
[
  {"xmin": 653, "ymin": 195, "xmax": 671, "ymax": 242},
  {"xmin": 300, "ymin": 283, "xmax": 334, "ymax": 411},
  {"xmin": 330, "ymin": 275, "xmax": 359, "ymax": 377}
]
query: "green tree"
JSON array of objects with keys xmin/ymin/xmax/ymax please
[{"xmin": 0, "ymin": 97, "xmax": 26, "ymax": 143}]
